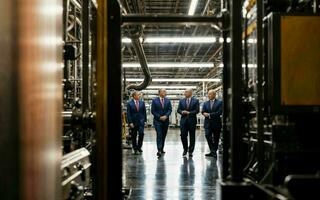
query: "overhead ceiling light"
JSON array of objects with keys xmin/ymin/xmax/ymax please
[
  {"xmin": 218, "ymin": 63, "xmax": 257, "ymax": 68},
  {"xmin": 143, "ymin": 95, "xmax": 181, "ymax": 98},
  {"xmin": 126, "ymin": 78, "xmax": 221, "ymax": 82},
  {"xmin": 122, "ymin": 38, "xmax": 132, "ymax": 43},
  {"xmin": 188, "ymin": 0, "xmax": 199, "ymax": 15},
  {"xmin": 145, "ymin": 37, "xmax": 216, "ymax": 43},
  {"xmin": 218, "ymin": 37, "xmax": 232, "ymax": 43},
  {"xmin": 122, "ymin": 62, "xmax": 214, "ymax": 68},
  {"xmin": 141, "ymin": 90, "xmax": 185, "ymax": 94},
  {"xmin": 122, "ymin": 37, "xmax": 216, "ymax": 44},
  {"xmin": 147, "ymin": 86, "xmax": 197, "ymax": 89}
]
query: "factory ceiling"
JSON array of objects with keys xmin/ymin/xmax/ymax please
[{"xmin": 121, "ymin": 0, "xmax": 223, "ymax": 94}]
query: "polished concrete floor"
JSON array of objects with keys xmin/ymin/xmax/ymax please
[{"xmin": 123, "ymin": 128, "xmax": 222, "ymax": 200}]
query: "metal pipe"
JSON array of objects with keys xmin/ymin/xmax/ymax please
[
  {"xmin": 256, "ymin": 0, "xmax": 265, "ymax": 179},
  {"xmin": 122, "ymin": 15, "xmax": 222, "ymax": 25},
  {"xmin": 82, "ymin": 0, "xmax": 89, "ymax": 111},
  {"xmin": 230, "ymin": 0, "xmax": 243, "ymax": 182},
  {"xmin": 126, "ymin": 27, "xmax": 152, "ymax": 91},
  {"xmin": 222, "ymin": 27, "xmax": 230, "ymax": 180}
]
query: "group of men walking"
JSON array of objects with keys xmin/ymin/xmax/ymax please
[{"xmin": 126, "ymin": 88, "xmax": 222, "ymax": 158}]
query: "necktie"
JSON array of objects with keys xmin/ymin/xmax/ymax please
[
  {"xmin": 210, "ymin": 100, "xmax": 213, "ymax": 110},
  {"xmin": 187, "ymin": 98, "xmax": 190, "ymax": 108},
  {"xmin": 160, "ymin": 98, "xmax": 164, "ymax": 109},
  {"xmin": 135, "ymin": 100, "xmax": 139, "ymax": 111}
]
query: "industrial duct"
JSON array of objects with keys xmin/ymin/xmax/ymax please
[{"xmin": 126, "ymin": 26, "xmax": 152, "ymax": 91}]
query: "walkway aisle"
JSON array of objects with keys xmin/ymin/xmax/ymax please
[{"xmin": 123, "ymin": 128, "xmax": 222, "ymax": 200}]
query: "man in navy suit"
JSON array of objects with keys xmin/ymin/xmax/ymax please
[
  {"xmin": 127, "ymin": 91, "xmax": 147, "ymax": 154},
  {"xmin": 151, "ymin": 88, "xmax": 172, "ymax": 158},
  {"xmin": 201, "ymin": 90, "xmax": 222, "ymax": 158},
  {"xmin": 177, "ymin": 89, "xmax": 199, "ymax": 157}
]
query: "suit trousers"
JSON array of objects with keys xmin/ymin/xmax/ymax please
[
  {"xmin": 130, "ymin": 126, "xmax": 144, "ymax": 150},
  {"xmin": 154, "ymin": 121, "xmax": 169, "ymax": 152},
  {"xmin": 205, "ymin": 127, "xmax": 221, "ymax": 153},
  {"xmin": 180, "ymin": 121, "xmax": 196, "ymax": 153}
]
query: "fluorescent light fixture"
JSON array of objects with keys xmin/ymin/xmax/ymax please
[
  {"xmin": 141, "ymin": 90, "xmax": 185, "ymax": 94},
  {"xmin": 122, "ymin": 37, "xmax": 216, "ymax": 44},
  {"xmin": 122, "ymin": 38, "xmax": 131, "ymax": 43},
  {"xmin": 218, "ymin": 63, "xmax": 257, "ymax": 68},
  {"xmin": 143, "ymin": 95, "xmax": 181, "ymax": 98},
  {"xmin": 218, "ymin": 37, "xmax": 231, "ymax": 43},
  {"xmin": 188, "ymin": 0, "xmax": 199, "ymax": 15},
  {"xmin": 122, "ymin": 62, "xmax": 214, "ymax": 68},
  {"xmin": 145, "ymin": 37, "xmax": 216, "ymax": 43},
  {"xmin": 147, "ymin": 86, "xmax": 197, "ymax": 89},
  {"xmin": 126, "ymin": 78, "xmax": 221, "ymax": 82}
]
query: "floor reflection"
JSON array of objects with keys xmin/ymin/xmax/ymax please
[{"xmin": 123, "ymin": 128, "xmax": 221, "ymax": 200}]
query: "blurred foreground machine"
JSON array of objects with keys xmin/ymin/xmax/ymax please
[
  {"xmin": 219, "ymin": 0, "xmax": 320, "ymax": 199},
  {"xmin": 62, "ymin": 148, "xmax": 92, "ymax": 200},
  {"xmin": 62, "ymin": 0, "xmax": 98, "ymax": 199}
]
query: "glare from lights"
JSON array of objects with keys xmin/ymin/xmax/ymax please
[
  {"xmin": 218, "ymin": 63, "xmax": 257, "ymax": 68},
  {"xmin": 122, "ymin": 37, "xmax": 216, "ymax": 44},
  {"xmin": 39, "ymin": 5, "xmax": 63, "ymax": 16},
  {"xmin": 188, "ymin": 0, "xmax": 199, "ymax": 16},
  {"xmin": 126, "ymin": 78, "xmax": 221, "ymax": 82},
  {"xmin": 122, "ymin": 62, "xmax": 214, "ymax": 68},
  {"xmin": 147, "ymin": 86, "xmax": 197, "ymax": 89}
]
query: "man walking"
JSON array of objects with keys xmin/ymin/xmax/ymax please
[
  {"xmin": 151, "ymin": 88, "xmax": 172, "ymax": 158},
  {"xmin": 127, "ymin": 91, "xmax": 147, "ymax": 154},
  {"xmin": 177, "ymin": 89, "xmax": 199, "ymax": 157},
  {"xmin": 201, "ymin": 90, "xmax": 222, "ymax": 158}
]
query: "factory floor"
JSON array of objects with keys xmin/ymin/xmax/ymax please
[{"xmin": 123, "ymin": 127, "xmax": 222, "ymax": 200}]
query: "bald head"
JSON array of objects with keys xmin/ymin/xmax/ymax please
[
  {"xmin": 208, "ymin": 89, "xmax": 216, "ymax": 100},
  {"xmin": 184, "ymin": 88, "xmax": 193, "ymax": 98}
]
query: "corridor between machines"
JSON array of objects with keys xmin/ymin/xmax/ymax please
[{"xmin": 123, "ymin": 128, "xmax": 221, "ymax": 200}]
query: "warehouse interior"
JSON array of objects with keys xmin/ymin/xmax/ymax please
[{"xmin": 1, "ymin": 0, "xmax": 320, "ymax": 199}]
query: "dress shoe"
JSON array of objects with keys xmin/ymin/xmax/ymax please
[
  {"xmin": 134, "ymin": 150, "xmax": 138, "ymax": 155},
  {"xmin": 157, "ymin": 152, "xmax": 162, "ymax": 158},
  {"xmin": 189, "ymin": 152, "xmax": 193, "ymax": 157},
  {"xmin": 205, "ymin": 152, "xmax": 214, "ymax": 157},
  {"xmin": 182, "ymin": 150, "xmax": 187, "ymax": 157},
  {"xmin": 161, "ymin": 150, "xmax": 165, "ymax": 154},
  {"xmin": 138, "ymin": 149, "xmax": 143, "ymax": 153}
]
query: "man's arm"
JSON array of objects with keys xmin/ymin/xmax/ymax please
[
  {"xmin": 126, "ymin": 103, "xmax": 132, "ymax": 123},
  {"xmin": 189, "ymin": 99, "xmax": 199, "ymax": 116},
  {"xmin": 143, "ymin": 102, "xmax": 147, "ymax": 122},
  {"xmin": 151, "ymin": 99, "xmax": 160, "ymax": 120},
  {"xmin": 209, "ymin": 101, "xmax": 222, "ymax": 118},
  {"xmin": 201, "ymin": 102, "xmax": 207, "ymax": 115},
  {"xmin": 165, "ymin": 100, "xmax": 172, "ymax": 117},
  {"xmin": 177, "ymin": 100, "xmax": 183, "ymax": 115}
]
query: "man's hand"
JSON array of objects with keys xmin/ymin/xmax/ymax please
[
  {"xmin": 129, "ymin": 123, "xmax": 134, "ymax": 128},
  {"xmin": 160, "ymin": 116, "xmax": 168, "ymax": 121},
  {"xmin": 182, "ymin": 110, "xmax": 190, "ymax": 115},
  {"xmin": 203, "ymin": 112, "xmax": 210, "ymax": 117}
]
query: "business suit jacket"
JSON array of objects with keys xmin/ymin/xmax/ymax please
[
  {"xmin": 126, "ymin": 99, "xmax": 147, "ymax": 132},
  {"xmin": 201, "ymin": 99, "xmax": 222, "ymax": 129},
  {"xmin": 177, "ymin": 97, "xmax": 199, "ymax": 127},
  {"xmin": 151, "ymin": 97, "xmax": 172, "ymax": 125}
]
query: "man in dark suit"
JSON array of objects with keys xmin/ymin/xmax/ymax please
[
  {"xmin": 127, "ymin": 91, "xmax": 147, "ymax": 154},
  {"xmin": 151, "ymin": 88, "xmax": 172, "ymax": 158},
  {"xmin": 177, "ymin": 89, "xmax": 199, "ymax": 157},
  {"xmin": 201, "ymin": 90, "xmax": 222, "ymax": 158}
]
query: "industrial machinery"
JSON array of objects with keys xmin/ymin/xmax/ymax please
[
  {"xmin": 62, "ymin": 0, "xmax": 98, "ymax": 199},
  {"xmin": 218, "ymin": 0, "xmax": 320, "ymax": 199}
]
